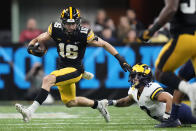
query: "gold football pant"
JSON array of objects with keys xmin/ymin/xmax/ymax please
[
  {"xmin": 155, "ymin": 32, "xmax": 196, "ymax": 73},
  {"xmin": 51, "ymin": 67, "xmax": 82, "ymax": 104}
]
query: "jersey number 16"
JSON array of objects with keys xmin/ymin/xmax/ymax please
[{"xmin": 59, "ymin": 43, "xmax": 78, "ymax": 59}]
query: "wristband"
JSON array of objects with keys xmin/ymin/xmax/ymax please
[{"xmin": 149, "ymin": 23, "xmax": 162, "ymax": 36}]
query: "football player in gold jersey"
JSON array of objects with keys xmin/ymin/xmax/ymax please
[
  {"xmin": 139, "ymin": 0, "xmax": 196, "ymax": 128},
  {"xmin": 15, "ymin": 6, "xmax": 131, "ymax": 123}
]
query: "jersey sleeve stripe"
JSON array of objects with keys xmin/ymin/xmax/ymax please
[
  {"xmin": 87, "ymin": 31, "xmax": 95, "ymax": 41},
  {"xmin": 87, "ymin": 30, "xmax": 93, "ymax": 37},
  {"xmin": 48, "ymin": 24, "xmax": 52, "ymax": 36},
  {"xmin": 150, "ymin": 87, "xmax": 163, "ymax": 100}
]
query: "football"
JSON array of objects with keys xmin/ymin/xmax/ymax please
[{"xmin": 35, "ymin": 42, "xmax": 47, "ymax": 53}]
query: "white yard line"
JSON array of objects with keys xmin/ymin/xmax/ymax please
[
  {"xmin": 0, "ymin": 112, "xmax": 78, "ymax": 119},
  {"xmin": 0, "ymin": 123, "xmax": 152, "ymax": 125}
]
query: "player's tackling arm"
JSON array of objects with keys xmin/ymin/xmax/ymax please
[
  {"xmin": 108, "ymin": 95, "xmax": 135, "ymax": 107},
  {"xmin": 87, "ymin": 33, "xmax": 131, "ymax": 72}
]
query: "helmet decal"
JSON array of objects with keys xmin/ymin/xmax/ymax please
[
  {"xmin": 61, "ymin": 9, "xmax": 65, "ymax": 19},
  {"xmin": 69, "ymin": 6, "xmax": 73, "ymax": 19},
  {"xmin": 76, "ymin": 9, "xmax": 80, "ymax": 18}
]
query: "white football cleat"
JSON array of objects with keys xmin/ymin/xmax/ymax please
[
  {"xmin": 15, "ymin": 103, "xmax": 32, "ymax": 122},
  {"xmin": 97, "ymin": 99, "xmax": 110, "ymax": 122},
  {"xmin": 82, "ymin": 71, "xmax": 94, "ymax": 80},
  {"xmin": 186, "ymin": 83, "xmax": 196, "ymax": 117}
]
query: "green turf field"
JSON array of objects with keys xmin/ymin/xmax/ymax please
[{"xmin": 0, "ymin": 102, "xmax": 195, "ymax": 131}]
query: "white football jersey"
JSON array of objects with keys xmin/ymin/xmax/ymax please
[{"xmin": 128, "ymin": 82, "xmax": 166, "ymax": 120}]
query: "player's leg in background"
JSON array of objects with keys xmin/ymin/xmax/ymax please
[
  {"xmin": 178, "ymin": 103, "xmax": 196, "ymax": 125},
  {"xmin": 154, "ymin": 36, "xmax": 190, "ymax": 127},
  {"xmin": 178, "ymin": 60, "xmax": 195, "ymax": 82},
  {"xmin": 155, "ymin": 34, "xmax": 196, "ymax": 127},
  {"xmin": 178, "ymin": 46, "xmax": 196, "ymax": 117},
  {"xmin": 171, "ymin": 60, "xmax": 195, "ymax": 121}
]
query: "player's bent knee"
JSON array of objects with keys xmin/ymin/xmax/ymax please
[
  {"xmin": 43, "ymin": 75, "xmax": 56, "ymax": 85},
  {"xmin": 65, "ymin": 99, "xmax": 77, "ymax": 108}
]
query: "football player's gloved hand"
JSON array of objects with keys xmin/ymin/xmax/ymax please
[
  {"xmin": 108, "ymin": 100, "xmax": 117, "ymax": 106},
  {"xmin": 138, "ymin": 30, "xmax": 153, "ymax": 43},
  {"xmin": 114, "ymin": 54, "xmax": 132, "ymax": 72},
  {"xmin": 27, "ymin": 43, "xmax": 46, "ymax": 57},
  {"xmin": 138, "ymin": 23, "xmax": 162, "ymax": 43}
]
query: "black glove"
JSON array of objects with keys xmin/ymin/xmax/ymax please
[
  {"xmin": 138, "ymin": 23, "xmax": 162, "ymax": 43},
  {"xmin": 138, "ymin": 30, "xmax": 153, "ymax": 43},
  {"xmin": 27, "ymin": 43, "xmax": 46, "ymax": 57},
  {"xmin": 115, "ymin": 54, "xmax": 132, "ymax": 72}
]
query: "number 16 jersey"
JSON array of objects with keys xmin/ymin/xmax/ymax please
[{"xmin": 48, "ymin": 22, "xmax": 95, "ymax": 70}]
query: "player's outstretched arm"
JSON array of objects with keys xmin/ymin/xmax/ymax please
[
  {"xmin": 108, "ymin": 95, "xmax": 135, "ymax": 107},
  {"xmin": 88, "ymin": 37, "xmax": 131, "ymax": 72}
]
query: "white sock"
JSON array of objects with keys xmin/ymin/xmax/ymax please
[
  {"xmin": 178, "ymin": 80, "xmax": 189, "ymax": 94},
  {"xmin": 27, "ymin": 101, "xmax": 40, "ymax": 114}
]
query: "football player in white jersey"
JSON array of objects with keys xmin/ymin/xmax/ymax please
[{"xmin": 104, "ymin": 63, "xmax": 196, "ymax": 127}]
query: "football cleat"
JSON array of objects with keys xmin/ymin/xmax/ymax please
[
  {"xmin": 82, "ymin": 71, "xmax": 94, "ymax": 80},
  {"xmin": 155, "ymin": 118, "xmax": 181, "ymax": 128},
  {"xmin": 186, "ymin": 83, "xmax": 196, "ymax": 117},
  {"xmin": 15, "ymin": 103, "xmax": 32, "ymax": 122},
  {"xmin": 97, "ymin": 99, "xmax": 110, "ymax": 122}
]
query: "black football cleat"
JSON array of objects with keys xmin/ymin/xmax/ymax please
[{"xmin": 155, "ymin": 119, "xmax": 181, "ymax": 128}]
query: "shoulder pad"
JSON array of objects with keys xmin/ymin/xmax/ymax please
[
  {"xmin": 80, "ymin": 26, "xmax": 89, "ymax": 34},
  {"xmin": 47, "ymin": 22, "xmax": 62, "ymax": 39},
  {"xmin": 53, "ymin": 22, "xmax": 62, "ymax": 29}
]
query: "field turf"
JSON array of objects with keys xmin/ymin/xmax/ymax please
[{"xmin": 0, "ymin": 102, "xmax": 195, "ymax": 131}]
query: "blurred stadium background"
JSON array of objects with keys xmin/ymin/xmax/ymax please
[{"xmin": 1, "ymin": 0, "xmax": 194, "ymax": 130}]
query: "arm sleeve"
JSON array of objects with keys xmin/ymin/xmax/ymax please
[{"xmin": 150, "ymin": 87, "xmax": 164, "ymax": 100}]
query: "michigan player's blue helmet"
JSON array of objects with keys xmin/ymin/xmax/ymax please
[{"xmin": 129, "ymin": 63, "xmax": 152, "ymax": 88}]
